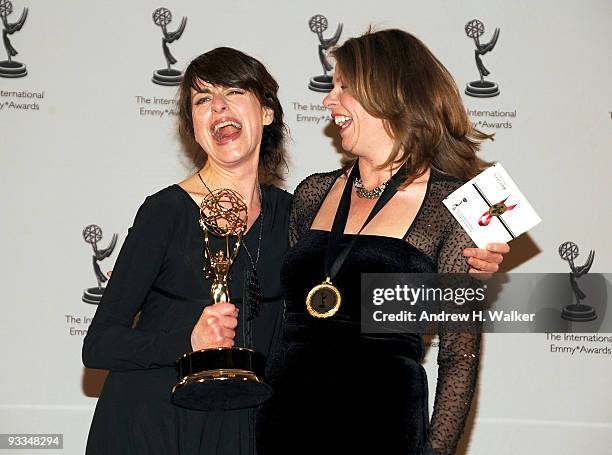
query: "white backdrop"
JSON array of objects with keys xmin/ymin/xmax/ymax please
[{"xmin": 1, "ymin": 0, "xmax": 611, "ymax": 453}]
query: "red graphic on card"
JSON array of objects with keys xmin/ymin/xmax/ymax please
[{"xmin": 478, "ymin": 197, "xmax": 517, "ymax": 226}]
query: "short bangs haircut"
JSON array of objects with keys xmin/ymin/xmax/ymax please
[{"xmin": 178, "ymin": 47, "xmax": 287, "ymax": 182}]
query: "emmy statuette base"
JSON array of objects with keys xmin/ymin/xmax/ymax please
[
  {"xmin": 0, "ymin": 61, "xmax": 27, "ymax": 78},
  {"xmin": 82, "ymin": 287, "xmax": 104, "ymax": 304},
  {"xmin": 561, "ymin": 304, "xmax": 597, "ymax": 322},
  {"xmin": 308, "ymin": 75, "xmax": 333, "ymax": 92},
  {"xmin": 152, "ymin": 68, "xmax": 183, "ymax": 86},
  {"xmin": 465, "ymin": 80, "xmax": 499, "ymax": 98},
  {"xmin": 172, "ymin": 347, "xmax": 272, "ymax": 411}
]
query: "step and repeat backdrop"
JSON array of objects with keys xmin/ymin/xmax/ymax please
[{"xmin": 1, "ymin": 0, "xmax": 610, "ymax": 453}]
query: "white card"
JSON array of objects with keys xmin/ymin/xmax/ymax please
[{"xmin": 442, "ymin": 163, "xmax": 541, "ymax": 248}]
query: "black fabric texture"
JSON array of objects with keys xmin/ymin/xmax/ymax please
[
  {"xmin": 82, "ymin": 184, "xmax": 291, "ymax": 455},
  {"xmin": 258, "ymin": 169, "xmax": 481, "ymax": 455}
]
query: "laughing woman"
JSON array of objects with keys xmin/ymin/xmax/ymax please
[
  {"xmin": 82, "ymin": 46, "xmax": 506, "ymax": 455},
  {"xmin": 258, "ymin": 29, "xmax": 506, "ymax": 455},
  {"xmin": 82, "ymin": 47, "xmax": 291, "ymax": 455}
]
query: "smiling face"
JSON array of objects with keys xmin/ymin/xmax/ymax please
[
  {"xmin": 191, "ymin": 80, "xmax": 273, "ymax": 169},
  {"xmin": 323, "ymin": 69, "xmax": 394, "ymax": 159}
]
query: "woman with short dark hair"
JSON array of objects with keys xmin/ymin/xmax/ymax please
[
  {"xmin": 83, "ymin": 47, "xmax": 291, "ymax": 455},
  {"xmin": 83, "ymin": 44, "xmax": 506, "ymax": 455}
]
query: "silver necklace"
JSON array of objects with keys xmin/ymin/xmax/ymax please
[{"xmin": 353, "ymin": 176, "xmax": 390, "ymax": 199}]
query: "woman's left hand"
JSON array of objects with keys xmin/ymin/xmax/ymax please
[{"xmin": 463, "ymin": 242, "xmax": 510, "ymax": 276}]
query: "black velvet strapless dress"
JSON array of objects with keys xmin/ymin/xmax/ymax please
[{"xmin": 259, "ymin": 230, "xmax": 436, "ymax": 454}]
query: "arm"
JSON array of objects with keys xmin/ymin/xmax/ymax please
[
  {"xmin": 426, "ymin": 222, "xmax": 482, "ymax": 455},
  {"xmin": 167, "ymin": 17, "xmax": 187, "ymax": 42},
  {"xmin": 82, "ymin": 195, "xmax": 192, "ymax": 371}
]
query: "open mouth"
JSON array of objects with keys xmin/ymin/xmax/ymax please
[
  {"xmin": 334, "ymin": 115, "xmax": 353, "ymax": 129},
  {"xmin": 211, "ymin": 120, "xmax": 242, "ymax": 143}
]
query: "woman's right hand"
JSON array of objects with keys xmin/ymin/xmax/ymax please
[{"xmin": 190, "ymin": 302, "xmax": 238, "ymax": 351}]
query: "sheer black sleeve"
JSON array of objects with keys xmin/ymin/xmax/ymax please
[
  {"xmin": 287, "ymin": 169, "xmax": 481, "ymax": 454},
  {"xmin": 82, "ymin": 193, "xmax": 193, "ymax": 371},
  {"xmin": 426, "ymin": 209, "xmax": 481, "ymax": 455},
  {"xmin": 405, "ymin": 173, "xmax": 482, "ymax": 455},
  {"xmin": 288, "ymin": 170, "xmax": 342, "ymax": 247}
]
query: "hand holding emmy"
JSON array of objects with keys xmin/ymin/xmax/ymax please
[
  {"xmin": 172, "ymin": 187, "xmax": 272, "ymax": 411},
  {"xmin": 190, "ymin": 302, "xmax": 238, "ymax": 351}
]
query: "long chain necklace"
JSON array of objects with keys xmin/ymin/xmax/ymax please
[
  {"xmin": 241, "ymin": 198, "xmax": 263, "ymax": 321},
  {"xmin": 353, "ymin": 176, "xmax": 390, "ymax": 199},
  {"xmin": 197, "ymin": 172, "xmax": 263, "ymax": 320}
]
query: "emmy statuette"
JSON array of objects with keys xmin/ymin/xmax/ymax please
[
  {"xmin": 82, "ymin": 224, "xmax": 118, "ymax": 304},
  {"xmin": 559, "ymin": 241, "xmax": 597, "ymax": 322},
  {"xmin": 151, "ymin": 7, "xmax": 187, "ymax": 86},
  {"xmin": 307, "ymin": 14, "xmax": 342, "ymax": 92},
  {"xmin": 172, "ymin": 188, "xmax": 272, "ymax": 411},
  {"xmin": 0, "ymin": 0, "xmax": 28, "ymax": 78},
  {"xmin": 464, "ymin": 19, "xmax": 500, "ymax": 98}
]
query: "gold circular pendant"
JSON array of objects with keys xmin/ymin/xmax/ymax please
[{"xmin": 305, "ymin": 279, "xmax": 342, "ymax": 318}]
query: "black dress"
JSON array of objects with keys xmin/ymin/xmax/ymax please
[
  {"xmin": 258, "ymin": 170, "xmax": 481, "ymax": 455},
  {"xmin": 83, "ymin": 184, "xmax": 291, "ymax": 455}
]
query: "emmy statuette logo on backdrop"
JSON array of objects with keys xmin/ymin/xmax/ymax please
[
  {"xmin": 0, "ymin": 0, "xmax": 28, "ymax": 78},
  {"xmin": 151, "ymin": 7, "xmax": 187, "ymax": 86},
  {"xmin": 82, "ymin": 224, "xmax": 118, "ymax": 304},
  {"xmin": 307, "ymin": 14, "xmax": 342, "ymax": 93},
  {"xmin": 559, "ymin": 241, "xmax": 597, "ymax": 322},
  {"xmin": 464, "ymin": 19, "xmax": 500, "ymax": 98}
]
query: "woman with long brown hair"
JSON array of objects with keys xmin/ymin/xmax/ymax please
[
  {"xmin": 82, "ymin": 43, "xmax": 505, "ymax": 454},
  {"xmin": 259, "ymin": 29, "xmax": 503, "ymax": 455}
]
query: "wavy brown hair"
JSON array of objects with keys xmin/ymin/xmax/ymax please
[
  {"xmin": 178, "ymin": 47, "xmax": 288, "ymax": 183},
  {"xmin": 331, "ymin": 28, "xmax": 492, "ymax": 184}
]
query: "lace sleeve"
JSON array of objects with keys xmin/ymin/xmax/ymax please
[
  {"xmin": 426, "ymin": 219, "xmax": 482, "ymax": 455},
  {"xmin": 288, "ymin": 170, "xmax": 342, "ymax": 247}
]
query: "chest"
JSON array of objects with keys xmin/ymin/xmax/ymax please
[{"xmin": 311, "ymin": 181, "xmax": 429, "ymax": 239}]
